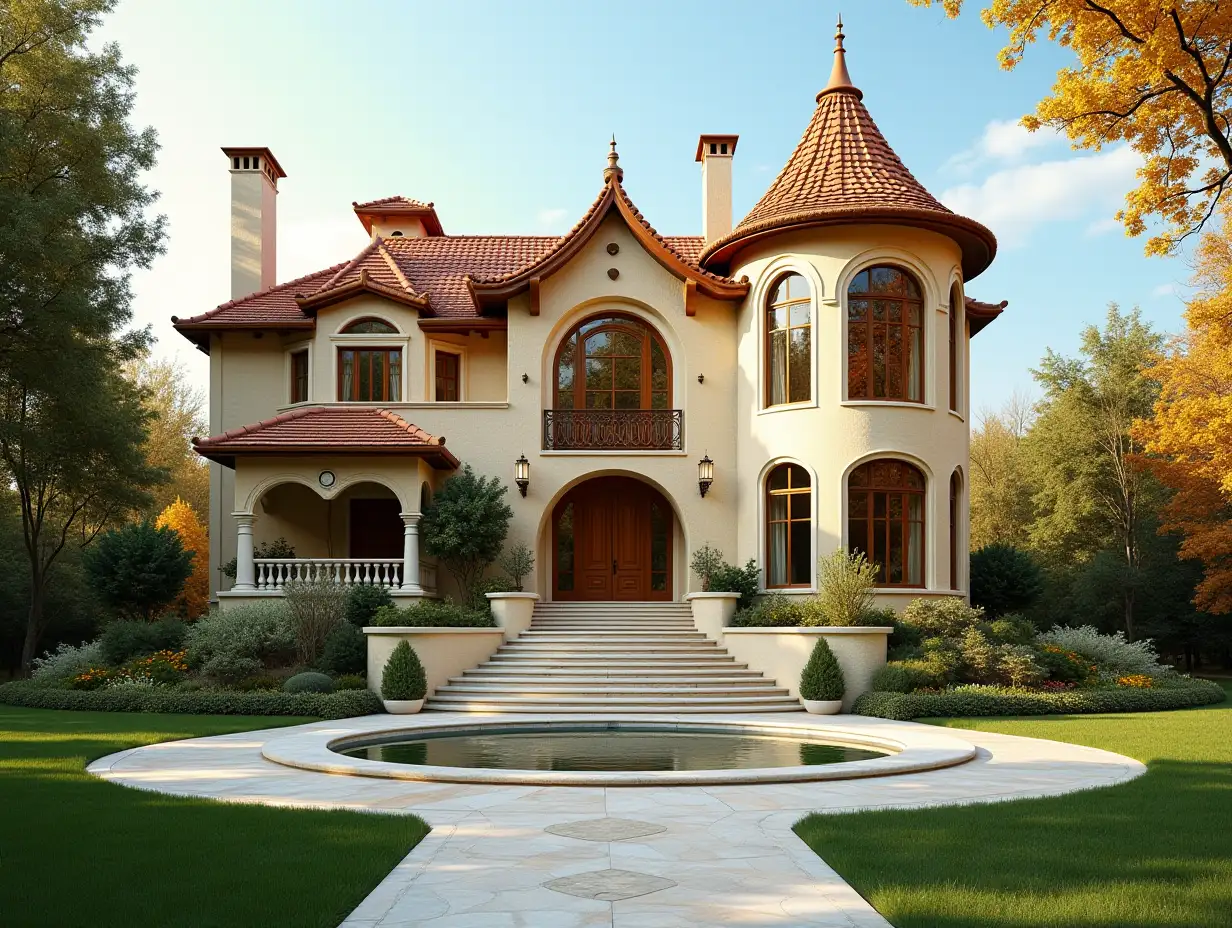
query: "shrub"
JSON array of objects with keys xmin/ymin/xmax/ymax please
[
  {"xmin": 222, "ymin": 537, "xmax": 295, "ymax": 581},
  {"xmin": 499, "ymin": 543, "xmax": 535, "ymax": 591},
  {"xmin": 231, "ymin": 673, "xmax": 285, "ymax": 692},
  {"xmin": 999, "ymin": 645, "xmax": 1046, "ymax": 688},
  {"xmin": 852, "ymin": 678, "xmax": 1226, "ymax": 720},
  {"xmin": 184, "ymin": 602, "xmax": 295, "ymax": 680},
  {"xmin": 371, "ymin": 601, "xmax": 495, "ymax": 628},
  {"xmin": 985, "ymin": 615, "xmax": 1037, "ymax": 645},
  {"xmin": 122, "ymin": 649, "xmax": 189, "ymax": 686},
  {"xmin": 31, "ymin": 641, "xmax": 103, "ymax": 684},
  {"xmin": 283, "ymin": 579, "xmax": 348, "ymax": 666},
  {"xmin": 871, "ymin": 663, "xmax": 913, "ymax": 693},
  {"xmin": 344, "ymin": 585, "xmax": 393, "ymax": 628},
  {"xmin": 1038, "ymin": 625, "xmax": 1164, "ymax": 675},
  {"xmin": 334, "ymin": 673, "xmax": 368, "ymax": 691},
  {"xmin": 0, "ymin": 679, "xmax": 382, "ymax": 718},
  {"xmin": 100, "ymin": 618, "xmax": 186, "ymax": 666},
  {"xmin": 85, "ymin": 521, "xmax": 194, "ymax": 621},
  {"xmin": 969, "ymin": 544, "xmax": 1044, "ymax": 617},
  {"xmin": 1036, "ymin": 644, "xmax": 1097, "ymax": 684},
  {"xmin": 900, "ymin": 597, "xmax": 984, "ymax": 638},
  {"xmin": 815, "ymin": 550, "xmax": 878, "ymax": 626},
  {"xmin": 708, "ymin": 559, "xmax": 761, "ymax": 612},
  {"xmin": 690, "ymin": 544, "xmax": 726, "ymax": 591},
  {"xmin": 800, "ymin": 637, "xmax": 845, "ymax": 702},
  {"xmin": 420, "ymin": 465, "xmax": 513, "ymax": 607},
  {"xmin": 471, "ymin": 575, "xmax": 516, "ymax": 611},
  {"xmin": 732, "ymin": 594, "xmax": 893, "ymax": 628},
  {"xmin": 283, "ymin": 671, "xmax": 334, "ymax": 694},
  {"xmin": 381, "ymin": 641, "xmax": 426, "ymax": 701},
  {"xmin": 318, "ymin": 622, "xmax": 367, "ymax": 676}
]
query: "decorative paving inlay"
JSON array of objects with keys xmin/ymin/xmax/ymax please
[
  {"xmin": 546, "ymin": 817, "xmax": 668, "ymax": 842},
  {"xmin": 85, "ymin": 712, "xmax": 1146, "ymax": 927},
  {"xmin": 545, "ymin": 867, "xmax": 678, "ymax": 901}
]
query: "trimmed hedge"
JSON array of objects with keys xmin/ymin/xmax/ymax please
[
  {"xmin": 0, "ymin": 680, "xmax": 381, "ymax": 719},
  {"xmin": 371, "ymin": 601, "xmax": 495, "ymax": 628},
  {"xmin": 852, "ymin": 679, "xmax": 1227, "ymax": 720}
]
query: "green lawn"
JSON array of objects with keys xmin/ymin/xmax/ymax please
[
  {"xmin": 0, "ymin": 707, "xmax": 429, "ymax": 928},
  {"xmin": 795, "ymin": 681, "xmax": 1232, "ymax": 928}
]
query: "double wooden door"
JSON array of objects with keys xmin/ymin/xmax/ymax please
[{"xmin": 553, "ymin": 477, "xmax": 672, "ymax": 601}]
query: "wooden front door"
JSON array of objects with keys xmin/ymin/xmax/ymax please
[
  {"xmin": 349, "ymin": 499, "xmax": 403, "ymax": 559},
  {"xmin": 553, "ymin": 477, "xmax": 672, "ymax": 601}
]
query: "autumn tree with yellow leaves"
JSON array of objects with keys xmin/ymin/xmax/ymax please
[
  {"xmin": 910, "ymin": 1, "xmax": 1232, "ymax": 254},
  {"xmin": 1133, "ymin": 209, "xmax": 1232, "ymax": 613},
  {"xmin": 155, "ymin": 497, "xmax": 209, "ymax": 618}
]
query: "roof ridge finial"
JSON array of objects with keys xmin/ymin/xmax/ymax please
[
  {"xmin": 818, "ymin": 13, "xmax": 863, "ymax": 102},
  {"xmin": 604, "ymin": 134, "xmax": 624, "ymax": 184}
]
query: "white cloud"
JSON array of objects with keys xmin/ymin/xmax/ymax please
[
  {"xmin": 945, "ymin": 118, "xmax": 1065, "ymax": 173},
  {"xmin": 940, "ymin": 146, "xmax": 1142, "ymax": 247},
  {"xmin": 1152, "ymin": 282, "xmax": 1181, "ymax": 297},
  {"xmin": 1084, "ymin": 217, "xmax": 1122, "ymax": 237},
  {"xmin": 536, "ymin": 207, "xmax": 569, "ymax": 228}
]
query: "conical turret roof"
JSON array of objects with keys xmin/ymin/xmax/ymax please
[{"xmin": 701, "ymin": 19, "xmax": 997, "ymax": 279}]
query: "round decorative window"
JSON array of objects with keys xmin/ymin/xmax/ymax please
[{"xmin": 318, "ymin": 470, "xmax": 336, "ymax": 488}]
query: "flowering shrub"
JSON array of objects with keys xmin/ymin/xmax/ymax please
[
  {"xmin": 71, "ymin": 667, "xmax": 114, "ymax": 690},
  {"xmin": 105, "ymin": 675, "xmax": 158, "ymax": 689},
  {"xmin": 1117, "ymin": 674, "xmax": 1154, "ymax": 688},
  {"xmin": 126, "ymin": 649, "xmax": 189, "ymax": 686},
  {"xmin": 1040, "ymin": 680, "xmax": 1077, "ymax": 691},
  {"xmin": 1037, "ymin": 626, "xmax": 1164, "ymax": 675}
]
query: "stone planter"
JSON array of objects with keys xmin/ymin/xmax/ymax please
[
  {"xmin": 685, "ymin": 592, "xmax": 740, "ymax": 640},
  {"xmin": 365, "ymin": 627, "xmax": 505, "ymax": 698},
  {"xmin": 486, "ymin": 592, "xmax": 539, "ymax": 639},
  {"xmin": 382, "ymin": 698, "xmax": 424, "ymax": 715},
  {"xmin": 801, "ymin": 698, "xmax": 843, "ymax": 715}
]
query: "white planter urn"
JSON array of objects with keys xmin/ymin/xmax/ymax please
[
  {"xmin": 801, "ymin": 698, "xmax": 843, "ymax": 715},
  {"xmin": 382, "ymin": 698, "xmax": 424, "ymax": 714}
]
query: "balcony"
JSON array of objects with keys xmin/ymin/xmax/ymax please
[{"xmin": 542, "ymin": 409, "xmax": 683, "ymax": 451}]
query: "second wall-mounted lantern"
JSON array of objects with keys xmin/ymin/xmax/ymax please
[
  {"xmin": 698, "ymin": 454, "xmax": 714, "ymax": 498},
  {"xmin": 514, "ymin": 453, "xmax": 530, "ymax": 497}
]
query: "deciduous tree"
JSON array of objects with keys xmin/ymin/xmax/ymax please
[
  {"xmin": 969, "ymin": 392, "xmax": 1036, "ymax": 549},
  {"xmin": 128, "ymin": 356, "xmax": 210, "ymax": 523},
  {"xmin": 155, "ymin": 497, "xmax": 209, "ymax": 618},
  {"xmin": 910, "ymin": 0, "xmax": 1232, "ymax": 253}
]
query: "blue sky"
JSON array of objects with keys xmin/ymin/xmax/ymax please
[{"xmin": 99, "ymin": 0, "xmax": 1194, "ymax": 417}]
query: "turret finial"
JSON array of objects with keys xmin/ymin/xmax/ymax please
[
  {"xmin": 818, "ymin": 14, "xmax": 862, "ymax": 101},
  {"xmin": 604, "ymin": 135, "xmax": 623, "ymax": 183}
]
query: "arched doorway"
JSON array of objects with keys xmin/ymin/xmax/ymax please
[{"xmin": 552, "ymin": 476, "xmax": 673, "ymax": 601}]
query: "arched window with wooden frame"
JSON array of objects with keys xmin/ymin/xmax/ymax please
[
  {"xmin": 548, "ymin": 313, "xmax": 676, "ymax": 450},
  {"xmin": 848, "ymin": 459, "xmax": 926, "ymax": 588},
  {"xmin": 340, "ymin": 317, "xmax": 398, "ymax": 334},
  {"xmin": 949, "ymin": 469, "xmax": 962, "ymax": 590},
  {"xmin": 847, "ymin": 266, "xmax": 925, "ymax": 402},
  {"xmin": 948, "ymin": 283, "xmax": 962, "ymax": 412},
  {"xmin": 765, "ymin": 463, "xmax": 812, "ymax": 588},
  {"xmin": 765, "ymin": 273, "xmax": 812, "ymax": 407}
]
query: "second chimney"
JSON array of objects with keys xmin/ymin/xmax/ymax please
[
  {"xmin": 223, "ymin": 147, "xmax": 285, "ymax": 299},
  {"xmin": 696, "ymin": 134, "xmax": 738, "ymax": 244}
]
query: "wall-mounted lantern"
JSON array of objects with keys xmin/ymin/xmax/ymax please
[
  {"xmin": 514, "ymin": 454, "xmax": 530, "ymax": 497},
  {"xmin": 698, "ymin": 454, "xmax": 714, "ymax": 498}
]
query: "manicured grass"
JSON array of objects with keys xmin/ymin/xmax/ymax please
[
  {"xmin": 1, "ymin": 707, "xmax": 429, "ymax": 928},
  {"xmin": 796, "ymin": 681, "xmax": 1232, "ymax": 928}
]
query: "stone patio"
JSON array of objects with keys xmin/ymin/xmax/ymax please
[{"xmin": 86, "ymin": 713, "xmax": 1144, "ymax": 927}]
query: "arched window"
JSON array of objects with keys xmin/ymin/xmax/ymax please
[
  {"xmin": 848, "ymin": 459, "xmax": 925, "ymax": 587},
  {"xmin": 766, "ymin": 273, "xmax": 811, "ymax": 406},
  {"xmin": 554, "ymin": 314, "xmax": 670, "ymax": 410},
  {"xmin": 949, "ymin": 284, "xmax": 962, "ymax": 412},
  {"xmin": 340, "ymin": 317, "xmax": 398, "ymax": 334},
  {"xmin": 847, "ymin": 266, "xmax": 924, "ymax": 402},
  {"xmin": 766, "ymin": 463, "xmax": 812, "ymax": 588},
  {"xmin": 949, "ymin": 469, "xmax": 962, "ymax": 590}
]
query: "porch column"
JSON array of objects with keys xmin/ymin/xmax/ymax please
[
  {"xmin": 232, "ymin": 512, "xmax": 256, "ymax": 591},
  {"xmin": 400, "ymin": 511, "xmax": 422, "ymax": 592}
]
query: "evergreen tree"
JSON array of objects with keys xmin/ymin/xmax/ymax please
[
  {"xmin": 419, "ymin": 465, "xmax": 512, "ymax": 606},
  {"xmin": 85, "ymin": 521, "xmax": 193, "ymax": 622}
]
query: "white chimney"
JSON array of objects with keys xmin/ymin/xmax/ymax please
[
  {"xmin": 696, "ymin": 134, "xmax": 738, "ymax": 244},
  {"xmin": 222, "ymin": 147, "xmax": 284, "ymax": 299}
]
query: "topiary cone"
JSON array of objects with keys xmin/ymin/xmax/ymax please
[
  {"xmin": 381, "ymin": 640, "xmax": 426, "ymax": 702},
  {"xmin": 800, "ymin": 637, "xmax": 845, "ymax": 702}
]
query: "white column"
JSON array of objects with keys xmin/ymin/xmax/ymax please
[
  {"xmin": 233, "ymin": 512, "xmax": 256, "ymax": 591},
  {"xmin": 400, "ymin": 511, "xmax": 422, "ymax": 593}
]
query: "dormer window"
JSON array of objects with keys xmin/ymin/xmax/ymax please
[{"xmin": 340, "ymin": 317, "xmax": 398, "ymax": 334}]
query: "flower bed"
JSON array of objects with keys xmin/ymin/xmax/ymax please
[
  {"xmin": 852, "ymin": 679, "xmax": 1226, "ymax": 720},
  {"xmin": 0, "ymin": 680, "xmax": 381, "ymax": 718}
]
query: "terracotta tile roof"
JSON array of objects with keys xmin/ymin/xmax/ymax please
[
  {"xmin": 172, "ymin": 265, "xmax": 344, "ymax": 333},
  {"xmin": 700, "ymin": 26, "xmax": 997, "ymax": 280},
  {"xmin": 193, "ymin": 406, "xmax": 460, "ymax": 469},
  {"xmin": 353, "ymin": 195, "xmax": 433, "ymax": 210},
  {"xmin": 965, "ymin": 296, "xmax": 1007, "ymax": 336},
  {"xmin": 663, "ymin": 236, "xmax": 705, "ymax": 264}
]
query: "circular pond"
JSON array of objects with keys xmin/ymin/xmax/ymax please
[{"xmin": 337, "ymin": 724, "xmax": 887, "ymax": 772}]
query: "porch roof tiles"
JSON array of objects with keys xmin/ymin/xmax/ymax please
[{"xmin": 192, "ymin": 406, "xmax": 460, "ymax": 470}]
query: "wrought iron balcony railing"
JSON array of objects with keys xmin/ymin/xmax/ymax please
[{"xmin": 542, "ymin": 409, "xmax": 683, "ymax": 451}]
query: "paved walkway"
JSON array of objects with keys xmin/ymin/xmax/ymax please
[{"xmin": 87, "ymin": 713, "xmax": 1144, "ymax": 927}]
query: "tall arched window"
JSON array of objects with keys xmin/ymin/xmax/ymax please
[
  {"xmin": 554, "ymin": 314, "xmax": 670, "ymax": 410},
  {"xmin": 847, "ymin": 266, "xmax": 924, "ymax": 402},
  {"xmin": 949, "ymin": 469, "xmax": 962, "ymax": 590},
  {"xmin": 766, "ymin": 273, "xmax": 811, "ymax": 407},
  {"xmin": 766, "ymin": 463, "xmax": 812, "ymax": 588},
  {"xmin": 949, "ymin": 284, "xmax": 962, "ymax": 412},
  {"xmin": 848, "ymin": 459, "xmax": 925, "ymax": 587}
]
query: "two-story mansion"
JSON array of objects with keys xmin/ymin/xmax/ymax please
[{"xmin": 179, "ymin": 29, "xmax": 1005, "ymax": 611}]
